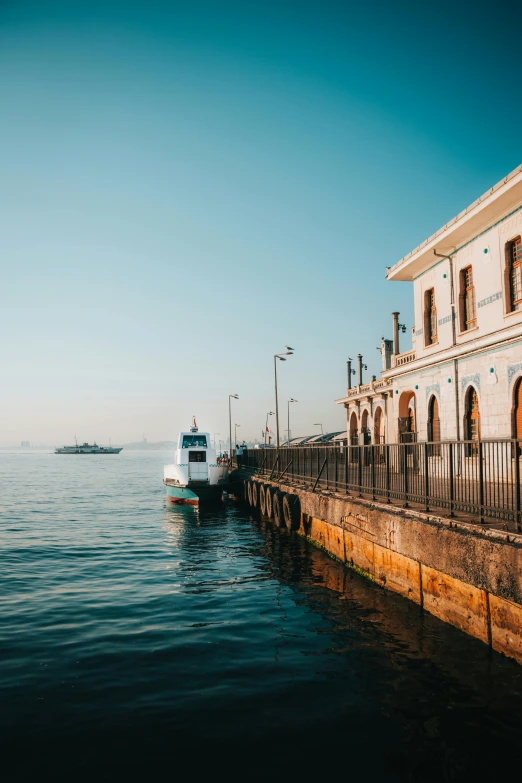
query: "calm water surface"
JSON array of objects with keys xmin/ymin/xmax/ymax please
[{"xmin": 2, "ymin": 450, "xmax": 522, "ymax": 781}]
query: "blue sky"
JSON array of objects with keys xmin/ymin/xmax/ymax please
[{"xmin": 1, "ymin": 0, "xmax": 521, "ymax": 445}]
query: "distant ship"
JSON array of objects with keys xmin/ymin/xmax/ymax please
[{"xmin": 55, "ymin": 439, "xmax": 122, "ymax": 455}]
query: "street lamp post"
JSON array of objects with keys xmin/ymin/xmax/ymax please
[
  {"xmin": 314, "ymin": 423, "xmax": 323, "ymax": 435},
  {"xmin": 274, "ymin": 347, "xmax": 294, "ymax": 449},
  {"xmin": 234, "ymin": 423, "xmax": 240, "ymax": 445},
  {"xmin": 228, "ymin": 394, "xmax": 238, "ymax": 462},
  {"xmin": 287, "ymin": 398, "xmax": 298, "ymax": 446},
  {"xmin": 265, "ymin": 411, "xmax": 274, "ymax": 447}
]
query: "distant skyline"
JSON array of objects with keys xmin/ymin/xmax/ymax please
[{"xmin": 2, "ymin": 0, "xmax": 522, "ymax": 445}]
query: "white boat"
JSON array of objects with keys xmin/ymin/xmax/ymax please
[{"xmin": 163, "ymin": 419, "xmax": 228, "ymax": 505}]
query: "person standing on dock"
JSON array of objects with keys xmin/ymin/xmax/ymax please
[{"xmin": 235, "ymin": 443, "xmax": 243, "ymax": 468}]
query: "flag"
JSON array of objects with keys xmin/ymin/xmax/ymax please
[{"xmin": 266, "ymin": 425, "xmax": 270, "ymax": 433}]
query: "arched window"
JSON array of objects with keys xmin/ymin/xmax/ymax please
[
  {"xmin": 505, "ymin": 237, "xmax": 522, "ymax": 313},
  {"xmin": 424, "ymin": 288, "xmax": 437, "ymax": 346},
  {"xmin": 374, "ymin": 406, "xmax": 384, "ymax": 444},
  {"xmin": 464, "ymin": 386, "xmax": 480, "ymax": 454},
  {"xmin": 459, "ymin": 266, "xmax": 477, "ymax": 331}
]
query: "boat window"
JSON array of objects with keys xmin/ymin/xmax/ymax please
[
  {"xmin": 189, "ymin": 451, "xmax": 206, "ymax": 462},
  {"xmin": 182, "ymin": 435, "xmax": 208, "ymax": 448}
]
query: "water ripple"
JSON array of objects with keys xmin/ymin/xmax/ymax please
[{"xmin": 2, "ymin": 450, "xmax": 522, "ymax": 781}]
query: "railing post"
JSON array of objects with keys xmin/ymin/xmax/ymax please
[
  {"xmin": 358, "ymin": 445, "xmax": 363, "ymax": 497},
  {"xmin": 448, "ymin": 442, "xmax": 455, "ymax": 517},
  {"xmin": 424, "ymin": 442, "xmax": 430, "ymax": 512},
  {"xmin": 335, "ymin": 447, "xmax": 338, "ymax": 492},
  {"xmin": 386, "ymin": 445, "xmax": 391, "ymax": 503},
  {"xmin": 312, "ymin": 457, "xmax": 328, "ymax": 493},
  {"xmin": 403, "ymin": 442, "xmax": 409, "ymax": 508},
  {"xmin": 515, "ymin": 440, "xmax": 520, "ymax": 532},
  {"xmin": 478, "ymin": 440, "xmax": 484, "ymax": 523},
  {"xmin": 345, "ymin": 443, "xmax": 348, "ymax": 494},
  {"xmin": 326, "ymin": 447, "xmax": 329, "ymax": 489},
  {"xmin": 371, "ymin": 445, "xmax": 376, "ymax": 500}
]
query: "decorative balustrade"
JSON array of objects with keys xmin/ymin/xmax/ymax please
[
  {"xmin": 345, "ymin": 378, "xmax": 392, "ymax": 400},
  {"xmin": 395, "ymin": 349, "xmax": 416, "ymax": 367}
]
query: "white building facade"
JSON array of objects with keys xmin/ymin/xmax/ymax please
[{"xmin": 337, "ymin": 164, "xmax": 522, "ymax": 447}]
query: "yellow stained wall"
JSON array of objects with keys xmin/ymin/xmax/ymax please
[{"xmin": 303, "ymin": 513, "xmax": 522, "ymax": 665}]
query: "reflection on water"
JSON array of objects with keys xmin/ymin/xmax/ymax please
[{"xmin": 1, "ymin": 451, "xmax": 522, "ymax": 781}]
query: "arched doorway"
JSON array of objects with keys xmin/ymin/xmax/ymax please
[
  {"xmin": 428, "ymin": 396, "xmax": 440, "ymax": 441},
  {"xmin": 361, "ymin": 410, "xmax": 371, "ymax": 445},
  {"xmin": 398, "ymin": 391, "xmax": 416, "ymax": 443},
  {"xmin": 514, "ymin": 378, "xmax": 522, "ymax": 442},
  {"xmin": 349, "ymin": 411, "xmax": 358, "ymax": 446},
  {"xmin": 464, "ymin": 386, "xmax": 480, "ymax": 454},
  {"xmin": 374, "ymin": 406, "xmax": 384, "ymax": 444},
  {"xmin": 428, "ymin": 395, "xmax": 440, "ymax": 456}
]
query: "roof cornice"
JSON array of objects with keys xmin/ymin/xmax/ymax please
[{"xmin": 387, "ymin": 164, "xmax": 522, "ymax": 282}]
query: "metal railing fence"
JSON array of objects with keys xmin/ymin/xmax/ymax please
[{"xmin": 240, "ymin": 440, "xmax": 522, "ymax": 530}]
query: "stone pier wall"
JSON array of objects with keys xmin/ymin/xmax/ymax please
[{"xmin": 244, "ymin": 478, "xmax": 522, "ymax": 665}]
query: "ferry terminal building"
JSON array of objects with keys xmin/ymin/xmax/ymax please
[{"xmin": 336, "ymin": 164, "xmax": 522, "ymax": 448}]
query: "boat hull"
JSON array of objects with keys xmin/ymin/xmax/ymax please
[{"xmin": 164, "ymin": 482, "xmax": 224, "ymax": 506}]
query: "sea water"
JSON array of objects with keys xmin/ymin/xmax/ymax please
[{"xmin": 1, "ymin": 450, "xmax": 522, "ymax": 781}]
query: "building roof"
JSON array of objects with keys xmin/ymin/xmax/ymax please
[
  {"xmin": 304, "ymin": 431, "xmax": 343, "ymax": 444},
  {"xmin": 387, "ymin": 164, "xmax": 522, "ymax": 282},
  {"xmin": 285, "ymin": 435, "xmax": 314, "ymax": 446},
  {"xmin": 281, "ymin": 432, "xmax": 345, "ymax": 445}
]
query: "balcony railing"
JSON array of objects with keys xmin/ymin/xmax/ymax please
[
  {"xmin": 241, "ymin": 440, "xmax": 522, "ymax": 531},
  {"xmin": 395, "ymin": 349, "xmax": 416, "ymax": 367},
  {"xmin": 373, "ymin": 378, "xmax": 391, "ymax": 391},
  {"xmin": 344, "ymin": 378, "xmax": 392, "ymax": 400}
]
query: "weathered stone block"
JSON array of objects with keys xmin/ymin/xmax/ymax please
[
  {"xmin": 490, "ymin": 594, "xmax": 522, "ymax": 664},
  {"xmin": 421, "ymin": 566, "xmax": 489, "ymax": 643},
  {"xmin": 324, "ymin": 521, "xmax": 345, "ymax": 561},
  {"xmin": 374, "ymin": 543, "xmax": 421, "ymax": 603},
  {"xmin": 343, "ymin": 528, "xmax": 374, "ymax": 577}
]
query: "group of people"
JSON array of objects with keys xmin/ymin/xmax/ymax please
[
  {"xmin": 216, "ymin": 442, "xmax": 248, "ymax": 467},
  {"xmin": 235, "ymin": 441, "xmax": 248, "ymax": 468}
]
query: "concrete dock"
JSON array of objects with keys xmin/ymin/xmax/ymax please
[{"xmin": 233, "ymin": 471, "xmax": 522, "ymax": 665}]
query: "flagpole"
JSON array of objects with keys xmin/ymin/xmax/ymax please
[{"xmin": 264, "ymin": 411, "xmax": 274, "ymax": 448}]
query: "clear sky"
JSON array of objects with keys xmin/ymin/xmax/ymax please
[{"xmin": 1, "ymin": 0, "xmax": 521, "ymax": 446}]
